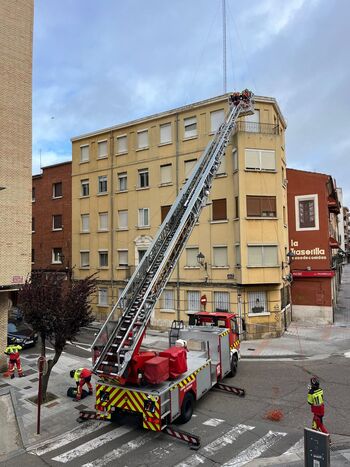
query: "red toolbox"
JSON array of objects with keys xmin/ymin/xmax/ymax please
[
  {"xmin": 160, "ymin": 347, "xmax": 187, "ymax": 379},
  {"xmin": 144, "ymin": 356, "xmax": 169, "ymax": 384},
  {"xmin": 127, "ymin": 351, "xmax": 157, "ymax": 384}
]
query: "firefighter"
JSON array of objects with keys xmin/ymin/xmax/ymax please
[
  {"xmin": 70, "ymin": 368, "xmax": 93, "ymax": 401},
  {"xmin": 4, "ymin": 344, "xmax": 24, "ymax": 379},
  {"xmin": 307, "ymin": 376, "xmax": 329, "ymax": 435}
]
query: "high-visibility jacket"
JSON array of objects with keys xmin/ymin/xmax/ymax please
[
  {"xmin": 308, "ymin": 388, "xmax": 325, "ymax": 416},
  {"xmin": 73, "ymin": 368, "xmax": 92, "ymax": 382},
  {"xmin": 5, "ymin": 345, "xmax": 22, "ymax": 360}
]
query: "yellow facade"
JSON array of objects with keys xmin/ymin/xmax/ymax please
[{"xmin": 72, "ymin": 94, "xmax": 289, "ymax": 339}]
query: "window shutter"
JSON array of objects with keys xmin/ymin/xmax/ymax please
[
  {"xmin": 80, "ymin": 145, "xmax": 89, "ymax": 162},
  {"xmin": 161, "ymin": 205, "xmax": 171, "ymax": 223},
  {"xmin": 98, "ymin": 141, "xmax": 107, "ymax": 158},
  {"xmin": 118, "ymin": 210, "xmax": 128, "ymax": 228},
  {"xmin": 210, "ymin": 109, "xmax": 225, "ymax": 133},
  {"xmin": 185, "ymin": 159, "xmax": 197, "ymax": 178},
  {"xmin": 247, "ymin": 196, "xmax": 261, "ymax": 216},
  {"xmin": 263, "ymin": 246, "xmax": 278, "ymax": 266},
  {"xmin": 245, "ymin": 149, "xmax": 260, "ymax": 169},
  {"xmin": 186, "ymin": 247, "xmax": 199, "ymax": 267},
  {"xmin": 248, "ymin": 246, "xmax": 263, "ymax": 266},
  {"xmin": 160, "ymin": 164, "xmax": 172, "ymax": 184},
  {"xmin": 138, "ymin": 130, "xmax": 148, "ymax": 149},
  {"xmin": 160, "ymin": 123, "xmax": 172, "ymax": 144},
  {"xmin": 117, "ymin": 136, "xmax": 127, "ymax": 153},
  {"xmin": 261, "ymin": 150, "xmax": 276, "ymax": 170},
  {"xmin": 261, "ymin": 197, "xmax": 276, "ymax": 216},
  {"xmin": 118, "ymin": 250, "xmax": 128, "ymax": 266},
  {"xmin": 213, "ymin": 246, "xmax": 227, "ymax": 266},
  {"xmin": 212, "ymin": 199, "xmax": 227, "ymax": 221}
]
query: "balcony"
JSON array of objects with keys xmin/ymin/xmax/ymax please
[{"xmin": 234, "ymin": 121, "xmax": 280, "ymax": 135}]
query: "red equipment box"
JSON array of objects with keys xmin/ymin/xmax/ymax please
[
  {"xmin": 144, "ymin": 356, "xmax": 169, "ymax": 384},
  {"xmin": 127, "ymin": 351, "xmax": 156, "ymax": 385},
  {"xmin": 160, "ymin": 346, "xmax": 187, "ymax": 379}
]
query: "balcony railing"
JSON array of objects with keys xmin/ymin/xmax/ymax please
[{"xmin": 234, "ymin": 121, "xmax": 280, "ymax": 135}]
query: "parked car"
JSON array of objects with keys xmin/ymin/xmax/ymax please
[{"xmin": 7, "ymin": 318, "xmax": 38, "ymax": 348}]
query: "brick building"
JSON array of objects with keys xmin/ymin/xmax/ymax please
[
  {"xmin": 0, "ymin": 0, "xmax": 33, "ymax": 370},
  {"xmin": 32, "ymin": 162, "xmax": 72, "ymax": 273},
  {"xmin": 287, "ymin": 168, "xmax": 341, "ymax": 323}
]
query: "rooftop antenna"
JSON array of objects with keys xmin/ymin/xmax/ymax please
[{"xmin": 222, "ymin": 0, "xmax": 227, "ymax": 94}]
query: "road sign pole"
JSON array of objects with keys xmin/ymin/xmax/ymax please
[{"xmin": 37, "ymin": 356, "xmax": 46, "ymax": 435}]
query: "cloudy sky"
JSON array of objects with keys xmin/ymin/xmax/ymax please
[{"xmin": 33, "ymin": 0, "xmax": 350, "ymax": 204}]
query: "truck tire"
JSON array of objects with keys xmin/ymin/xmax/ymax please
[
  {"xmin": 230, "ymin": 354, "xmax": 238, "ymax": 377},
  {"xmin": 178, "ymin": 392, "xmax": 195, "ymax": 424}
]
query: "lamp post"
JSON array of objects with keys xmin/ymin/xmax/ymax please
[{"xmin": 197, "ymin": 252, "xmax": 208, "ymax": 282}]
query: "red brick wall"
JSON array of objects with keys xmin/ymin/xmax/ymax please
[{"xmin": 32, "ymin": 162, "xmax": 72, "ymax": 271}]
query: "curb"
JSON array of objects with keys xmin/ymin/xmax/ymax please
[{"xmin": 241, "ymin": 354, "xmax": 304, "ymax": 360}]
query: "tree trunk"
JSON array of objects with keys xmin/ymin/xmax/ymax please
[{"xmin": 40, "ymin": 345, "xmax": 62, "ymax": 403}]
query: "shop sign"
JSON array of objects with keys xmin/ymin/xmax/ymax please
[{"xmin": 290, "ymin": 240, "xmax": 326, "ymax": 261}]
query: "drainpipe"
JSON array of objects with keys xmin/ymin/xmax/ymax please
[
  {"xmin": 175, "ymin": 113, "xmax": 180, "ymax": 321},
  {"xmin": 110, "ymin": 131, "xmax": 115, "ymax": 306}
]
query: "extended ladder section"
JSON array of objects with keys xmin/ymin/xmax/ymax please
[{"xmin": 92, "ymin": 90, "xmax": 254, "ymax": 383}]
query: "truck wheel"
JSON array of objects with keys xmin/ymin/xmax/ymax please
[
  {"xmin": 230, "ymin": 354, "xmax": 238, "ymax": 377},
  {"xmin": 178, "ymin": 392, "xmax": 195, "ymax": 424}
]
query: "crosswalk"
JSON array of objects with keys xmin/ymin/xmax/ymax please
[{"xmin": 28, "ymin": 415, "xmax": 303, "ymax": 467}]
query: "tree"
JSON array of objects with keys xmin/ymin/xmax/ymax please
[{"xmin": 19, "ymin": 270, "xmax": 96, "ymax": 402}]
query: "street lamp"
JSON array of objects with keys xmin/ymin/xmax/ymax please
[
  {"xmin": 197, "ymin": 252, "xmax": 207, "ymax": 271},
  {"xmin": 286, "ymin": 251, "xmax": 296, "ymax": 265}
]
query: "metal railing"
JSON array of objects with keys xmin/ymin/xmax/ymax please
[{"xmin": 234, "ymin": 121, "xmax": 280, "ymax": 135}]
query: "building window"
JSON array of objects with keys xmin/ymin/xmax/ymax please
[
  {"xmin": 116, "ymin": 135, "xmax": 127, "ymax": 154},
  {"xmin": 81, "ymin": 214, "xmax": 90, "ymax": 232},
  {"xmin": 52, "ymin": 214, "xmax": 63, "ymax": 230},
  {"xmin": 118, "ymin": 210, "xmax": 128, "ymax": 229},
  {"xmin": 184, "ymin": 116, "xmax": 197, "ymax": 138},
  {"xmin": 186, "ymin": 247, "xmax": 199, "ymax": 267},
  {"xmin": 98, "ymin": 212, "xmax": 108, "ymax": 231},
  {"xmin": 161, "ymin": 289, "xmax": 175, "ymax": 310},
  {"xmin": 52, "ymin": 248, "xmax": 63, "ymax": 264},
  {"xmin": 235, "ymin": 244, "xmax": 241, "ymax": 266},
  {"xmin": 80, "ymin": 251, "xmax": 90, "ymax": 268},
  {"xmin": 32, "ymin": 217, "xmax": 35, "ymax": 233},
  {"xmin": 217, "ymin": 154, "xmax": 226, "ymax": 175},
  {"xmin": 248, "ymin": 291, "xmax": 268, "ymax": 314},
  {"xmin": 210, "ymin": 109, "xmax": 225, "ymax": 133},
  {"xmin": 118, "ymin": 250, "xmax": 128, "ymax": 267},
  {"xmin": 235, "ymin": 196, "xmax": 239, "ymax": 219},
  {"xmin": 213, "ymin": 246, "xmax": 228, "ymax": 267},
  {"xmin": 245, "ymin": 149, "xmax": 276, "ymax": 171},
  {"xmin": 118, "ymin": 172, "xmax": 127, "ymax": 191},
  {"xmin": 31, "ymin": 249, "xmax": 35, "ymax": 263},
  {"xmin": 32, "ymin": 187, "xmax": 35, "ymax": 202},
  {"xmin": 138, "ymin": 208, "xmax": 149, "ymax": 228},
  {"xmin": 160, "ymin": 123, "xmax": 172, "ymax": 144},
  {"xmin": 98, "ymin": 288, "xmax": 108, "ymax": 307},
  {"xmin": 138, "ymin": 169, "xmax": 149, "ymax": 188},
  {"xmin": 99, "ymin": 251, "xmax": 108, "ymax": 268},
  {"xmin": 212, "ymin": 199, "xmax": 227, "ymax": 221},
  {"xmin": 247, "ymin": 245, "xmax": 278, "ymax": 267},
  {"xmin": 98, "ymin": 175, "xmax": 108, "ymax": 194},
  {"xmin": 81, "ymin": 179, "xmax": 89, "ymax": 197},
  {"xmin": 52, "ymin": 182, "xmax": 62, "ymax": 198},
  {"xmin": 137, "ymin": 129, "xmax": 149, "ymax": 149},
  {"xmin": 214, "ymin": 291, "xmax": 229, "ymax": 312},
  {"xmin": 97, "ymin": 140, "xmax": 108, "ymax": 159},
  {"xmin": 232, "ymin": 149, "xmax": 238, "ymax": 171},
  {"xmin": 295, "ymin": 194, "xmax": 319, "ymax": 231},
  {"xmin": 244, "ymin": 110, "xmax": 260, "ymax": 133},
  {"xmin": 246, "ymin": 196, "xmax": 277, "ymax": 217},
  {"xmin": 80, "ymin": 145, "xmax": 89, "ymax": 162},
  {"xmin": 161, "ymin": 205, "xmax": 171, "ymax": 223},
  {"xmin": 187, "ymin": 291, "xmax": 200, "ymax": 313},
  {"xmin": 184, "ymin": 159, "xmax": 197, "ymax": 179},
  {"xmin": 160, "ymin": 164, "xmax": 172, "ymax": 185}
]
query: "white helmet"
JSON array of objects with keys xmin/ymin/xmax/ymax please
[{"xmin": 175, "ymin": 339, "xmax": 187, "ymax": 349}]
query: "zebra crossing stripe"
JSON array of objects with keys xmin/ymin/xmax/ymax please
[
  {"xmin": 81, "ymin": 433, "xmax": 152, "ymax": 467},
  {"xmin": 29, "ymin": 421, "xmax": 105, "ymax": 455},
  {"xmin": 51, "ymin": 426, "xmax": 134, "ymax": 463},
  {"xmin": 284, "ymin": 437, "xmax": 303, "ymax": 455},
  {"xmin": 222, "ymin": 430, "xmax": 287, "ymax": 467},
  {"xmin": 175, "ymin": 424, "xmax": 254, "ymax": 467},
  {"xmin": 203, "ymin": 418, "xmax": 225, "ymax": 427}
]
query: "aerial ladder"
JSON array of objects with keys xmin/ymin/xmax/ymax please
[{"xmin": 91, "ymin": 90, "xmax": 254, "ymax": 386}]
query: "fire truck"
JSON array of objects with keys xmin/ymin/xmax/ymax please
[{"xmin": 81, "ymin": 90, "xmax": 254, "ymax": 447}]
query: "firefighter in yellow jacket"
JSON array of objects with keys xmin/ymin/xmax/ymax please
[{"xmin": 4, "ymin": 344, "xmax": 24, "ymax": 379}]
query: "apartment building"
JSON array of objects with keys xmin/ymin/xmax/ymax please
[
  {"xmin": 0, "ymin": 0, "xmax": 33, "ymax": 370},
  {"xmin": 287, "ymin": 168, "xmax": 341, "ymax": 323},
  {"xmin": 32, "ymin": 162, "xmax": 72, "ymax": 273},
  {"xmin": 72, "ymin": 93, "xmax": 289, "ymax": 339},
  {"xmin": 344, "ymin": 206, "xmax": 350, "ymax": 260}
]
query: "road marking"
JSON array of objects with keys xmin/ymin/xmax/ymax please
[
  {"xmin": 203, "ymin": 418, "xmax": 225, "ymax": 427},
  {"xmin": 29, "ymin": 421, "xmax": 105, "ymax": 455},
  {"xmin": 222, "ymin": 430, "xmax": 287, "ymax": 466},
  {"xmin": 284, "ymin": 437, "xmax": 303, "ymax": 455},
  {"xmin": 175, "ymin": 424, "xmax": 254, "ymax": 467},
  {"xmin": 81, "ymin": 433, "xmax": 151, "ymax": 467},
  {"xmin": 51, "ymin": 426, "xmax": 133, "ymax": 463}
]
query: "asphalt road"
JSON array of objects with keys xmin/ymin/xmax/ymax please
[{"xmin": 12, "ymin": 330, "xmax": 348, "ymax": 467}]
